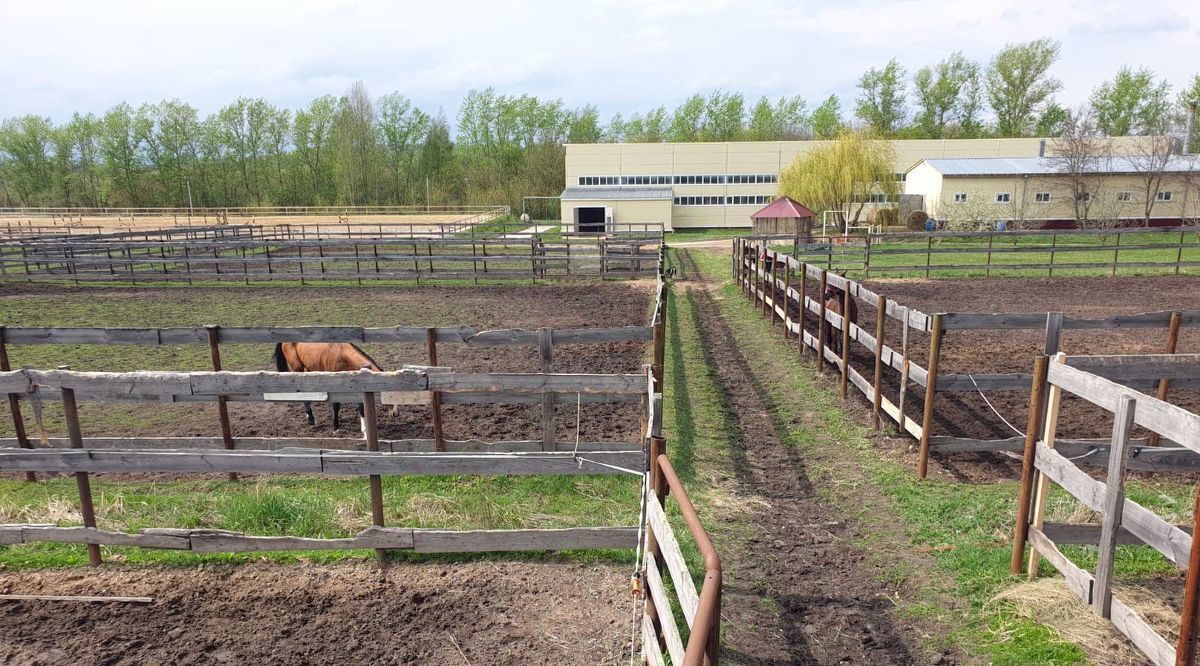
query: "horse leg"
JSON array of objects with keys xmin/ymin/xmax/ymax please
[
  {"xmin": 332, "ymin": 402, "xmax": 341, "ymax": 433},
  {"xmin": 358, "ymin": 403, "xmax": 367, "ymax": 440},
  {"xmin": 304, "ymin": 402, "xmax": 315, "ymax": 427}
]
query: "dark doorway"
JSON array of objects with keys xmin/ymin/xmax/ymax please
[{"xmin": 575, "ymin": 207, "xmax": 606, "ymax": 233}]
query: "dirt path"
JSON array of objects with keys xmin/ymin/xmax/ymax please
[{"xmin": 676, "ymin": 250, "xmax": 940, "ymax": 665}]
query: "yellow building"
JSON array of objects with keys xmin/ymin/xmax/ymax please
[
  {"xmin": 559, "ymin": 138, "xmax": 1151, "ymax": 231},
  {"xmin": 904, "ymin": 156, "xmax": 1200, "ymax": 227}
]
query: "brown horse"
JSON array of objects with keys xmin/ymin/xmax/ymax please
[
  {"xmin": 273, "ymin": 342, "xmax": 383, "ymax": 433},
  {"xmin": 823, "ymin": 288, "xmax": 858, "ymax": 356}
]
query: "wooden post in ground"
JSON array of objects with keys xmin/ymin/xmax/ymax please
[
  {"xmin": 1094, "ymin": 395, "xmax": 1137, "ymax": 618},
  {"xmin": 0, "ymin": 327, "xmax": 35, "ymax": 482},
  {"xmin": 539, "ymin": 327, "xmax": 555, "ymax": 451},
  {"xmin": 62, "ymin": 387, "xmax": 101, "ymax": 566},
  {"xmin": 839, "ymin": 286, "xmax": 851, "ymax": 399},
  {"xmin": 426, "ymin": 328, "xmax": 445, "ymax": 452},
  {"xmin": 206, "ymin": 325, "xmax": 237, "ymax": 482},
  {"xmin": 797, "ymin": 262, "xmax": 808, "ymax": 354},
  {"xmin": 761, "ymin": 250, "xmax": 771, "ymax": 318},
  {"xmin": 1010, "ymin": 355, "xmax": 1050, "ymax": 574},
  {"xmin": 1029, "ymin": 352, "xmax": 1067, "ymax": 578},
  {"xmin": 1176, "ymin": 484, "xmax": 1200, "ymax": 666},
  {"xmin": 816, "ymin": 270, "xmax": 828, "ymax": 372},
  {"xmin": 770, "ymin": 253, "xmax": 781, "ymax": 328},
  {"xmin": 916, "ymin": 313, "xmax": 944, "ymax": 480},
  {"xmin": 871, "ymin": 296, "xmax": 887, "ymax": 429},
  {"xmin": 362, "ymin": 391, "xmax": 386, "ymax": 565},
  {"xmin": 1150, "ymin": 311, "xmax": 1182, "ymax": 446},
  {"xmin": 782, "ymin": 261, "xmax": 793, "ymax": 339}
]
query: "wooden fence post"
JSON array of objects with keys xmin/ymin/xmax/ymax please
[
  {"xmin": 206, "ymin": 325, "xmax": 237, "ymax": 482},
  {"xmin": 539, "ymin": 327, "xmax": 555, "ymax": 451},
  {"xmin": 761, "ymin": 250, "xmax": 771, "ymax": 318},
  {"xmin": 1150, "ymin": 311, "xmax": 1182, "ymax": 446},
  {"xmin": 839, "ymin": 286, "xmax": 851, "ymax": 399},
  {"xmin": 797, "ymin": 262, "xmax": 808, "ymax": 354},
  {"xmin": 61, "ymin": 387, "xmax": 102, "ymax": 566},
  {"xmin": 782, "ymin": 261, "xmax": 793, "ymax": 340},
  {"xmin": 816, "ymin": 270, "xmax": 828, "ymax": 372},
  {"xmin": 916, "ymin": 313, "xmax": 943, "ymax": 480},
  {"xmin": 770, "ymin": 251, "xmax": 780, "ymax": 327},
  {"xmin": 1176, "ymin": 484, "xmax": 1200, "ymax": 666},
  {"xmin": 362, "ymin": 391, "xmax": 386, "ymax": 565},
  {"xmin": 1029, "ymin": 353, "xmax": 1067, "ymax": 579},
  {"xmin": 871, "ymin": 296, "xmax": 887, "ymax": 429},
  {"xmin": 426, "ymin": 328, "xmax": 445, "ymax": 452},
  {"xmin": 0, "ymin": 327, "xmax": 35, "ymax": 482},
  {"xmin": 1094, "ymin": 395, "xmax": 1137, "ymax": 619},
  {"xmin": 1010, "ymin": 354, "xmax": 1050, "ymax": 574}
]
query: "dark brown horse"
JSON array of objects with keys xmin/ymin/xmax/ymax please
[
  {"xmin": 823, "ymin": 288, "xmax": 858, "ymax": 356},
  {"xmin": 273, "ymin": 342, "xmax": 383, "ymax": 433}
]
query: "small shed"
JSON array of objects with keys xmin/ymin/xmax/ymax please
[{"xmin": 750, "ymin": 197, "xmax": 816, "ymax": 242}]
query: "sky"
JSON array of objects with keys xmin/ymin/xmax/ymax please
[{"xmin": 2, "ymin": 0, "xmax": 1198, "ymax": 127}]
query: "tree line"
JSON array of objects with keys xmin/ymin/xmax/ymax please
[{"xmin": 3, "ymin": 38, "xmax": 1199, "ymax": 210}]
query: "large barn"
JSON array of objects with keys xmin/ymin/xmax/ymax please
[{"xmin": 558, "ymin": 137, "xmax": 1151, "ymax": 232}]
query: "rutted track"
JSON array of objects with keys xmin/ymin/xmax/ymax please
[{"xmin": 676, "ymin": 250, "xmax": 925, "ymax": 665}]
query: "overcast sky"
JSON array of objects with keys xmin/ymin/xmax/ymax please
[{"xmin": 3, "ymin": 0, "xmax": 1198, "ymax": 127}]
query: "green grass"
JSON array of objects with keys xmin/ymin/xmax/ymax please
[
  {"xmin": 676, "ymin": 247, "xmax": 1196, "ymax": 663},
  {"xmin": 667, "ymin": 228, "xmax": 745, "ymax": 242}
]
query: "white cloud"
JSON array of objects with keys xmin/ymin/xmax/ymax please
[{"xmin": 1, "ymin": 0, "xmax": 1197, "ymax": 127}]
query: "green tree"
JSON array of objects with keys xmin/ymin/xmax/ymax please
[
  {"xmin": 699, "ymin": 91, "xmax": 745, "ymax": 141},
  {"xmin": 912, "ymin": 52, "xmax": 980, "ymax": 138},
  {"xmin": 99, "ymin": 103, "xmax": 149, "ymax": 205},
  {"xmin": 777, "ymin": 130, "xmax": 897, "ymax": 226},
  {"xmin": 1180, "ymin": 74, "xmax": 1200, "ymax": 152},
  {"xmin": 293, "ymin": 95, "xmax": 338, "ymax": 204},
  {"xmin": 377, "ymin": 92, "xmax": 431, "ymax": 203},
  {"xmin": 747, "ymin": 96, "xmax": 809, "ymax": 140},
  {"xmin": 669, "ymin": 95, "xmax": 705, "ymax": 142},
  {"xmin": 622, "ymin": 107, "xmax": 669, "ymax": 142},
  {"xmin": 1090, "ymin": 67, "xmax": 1172, "ymax": 135},
  {"xmin": 810, "ymin": 95, "xmax": 843, "ymax": 139},
  {"xmin": 986, "ymin": 38, "xmax": 1063, "ymax": 137},
  {"xmin": 855, "ymin": 59, "xmax": 908, "ymax": 136},
  {"xmin": 1034, "ymin": 102, "xmax": 1068, "ymax": 137}
]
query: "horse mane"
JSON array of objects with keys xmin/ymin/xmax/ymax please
[{"xmin": 350, "ymin": 343, "xmax": 384, "ymax": 371}]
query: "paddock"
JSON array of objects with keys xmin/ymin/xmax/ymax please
[{"xmin": 736, "ymin": 238, "xmax": 1200, "ymax": 480}]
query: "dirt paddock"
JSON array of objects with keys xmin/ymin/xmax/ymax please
[
  {"xmin": 784, "ymin": 275, "xmax": 1200, "ymax": 482},
  {"xmin": 0, "ymin": 560, "xmax": 633, "ymax": 665},
  {"xmin": 2, "ymin": 213, "xmax": 482, "ymax": 235}
]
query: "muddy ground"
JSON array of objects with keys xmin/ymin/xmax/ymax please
[
  {"xmin": 0, "ymin": 560, "xmax": 633, "ymax": 665},
  {"xmin": 680, "ymin": 251, "xmax": 956, "ymax": 664}
]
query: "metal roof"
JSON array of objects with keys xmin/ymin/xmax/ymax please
[
  {"xmin": 913, "ymin": 155, "xmax": 1200, "ymax": 177},
  {"xmin": 751, "ymin": 196, "xmax": 816, "ymax": 219},
  {"xmin": 559, "ymin": 186, "xmax": 673, "ymax": 201}
]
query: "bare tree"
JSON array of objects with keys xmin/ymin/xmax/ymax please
[
  {"xmin": 1126, "ymin": 135, "xmax": 1175, "ymax": 226},
  {"xmin": 1047, "ymin": 109, "xmax": 1112, "ymax": 226}
]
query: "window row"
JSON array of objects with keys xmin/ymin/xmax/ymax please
[
  {"xmin": 673, "ymin": 195, "xmax": 772, "ymax": 206},
  {"xmin": 578, "ymin": 174, "xmax": 778, "ymax": 186},
  {"xmin": 951, "ymin": 191, "xmax": 1177, "ymax": 204}
]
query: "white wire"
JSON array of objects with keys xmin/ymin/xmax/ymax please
[{"xmin": 967, "ymin": 373, "xmax": 1026, "ymax": 438}]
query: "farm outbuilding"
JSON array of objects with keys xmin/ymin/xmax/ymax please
[{"xmin": 750, "ymin": 196, "xmax": 816, "ymax": 241}]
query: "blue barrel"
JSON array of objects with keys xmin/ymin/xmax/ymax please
[
  {"xmin": 996, "ymin": 220, "xmax": 1007, "ymax": 232},
  {"xmin": 924, "ymin": 219, "xmax": 936, "ymax": 232}
]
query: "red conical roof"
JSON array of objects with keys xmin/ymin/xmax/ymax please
[{"xmin": 750, "ymin": 196, "xmax": 816, "ymax": 219}]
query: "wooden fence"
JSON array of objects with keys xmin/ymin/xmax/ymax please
[
  {"xmin": 734, "ymin": 238, "xmax": 1200, "ymax": 478},
  {"xmin": 0, "ymin": 235, "xmax": 662, "ymax": 283},
  {"xmin": 1011, "ymin": 353, "xmax": 1200, "ymax": 666},
  {"xmin": 758, "ymin": 225, "xmax": 1200, "ymax": 277}
]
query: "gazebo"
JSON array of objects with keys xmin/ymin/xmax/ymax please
[{"xmin": 750, "ymin": 196, "xmax": 817, "ymax": 243}]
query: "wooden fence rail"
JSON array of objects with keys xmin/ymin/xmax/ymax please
[
  {"xmin": 1011, "ymin": 353, "xmax": 1200, "ymax": 666},
  {"xmin": 762, "ymin": 225, "xmax": 1200, "ymax": 277},
  {"xmin": 735, "ymin": 238, "xmax": 1200, "ymax": 478}
]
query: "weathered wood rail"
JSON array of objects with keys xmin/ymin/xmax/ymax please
[
  {"xmin": 735, "ymin": 238, "xmax": 1200, "ymax": 478},
  {"xmin": 764, "ymin": 225, "xmax": 1200, "ymax": 277},
  {"xmin": 1011, "ymin": 353, "xmax": 1200, "ymax": 666},
  {"xmin": 0, "ymin": 233, "xmax": 662, "ymax": 283}
]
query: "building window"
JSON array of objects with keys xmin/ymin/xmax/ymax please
[
  {"xmin": 1157, "ymin": 191, "xmax": 1174, "ymax": 202},
  {"xmin": 953, "ymin": 193, "xmax": 968, "ymax": 203},
  {"xmin": 1117, "ymin": 191, "xmax": 1132, "ymax": 202},
  {"xmin": 995, "ymin": 192, "xmax": 1011, "ymax": 203},
  {"xmin": 1076, "ymin": 192, "xmax": 1092, "ymax": 203},
  {"xmin": 1034, "ymin": 192, "xmax": 1051, "ymax": 203}
]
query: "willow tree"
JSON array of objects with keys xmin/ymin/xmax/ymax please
[{"xmin": 777, "ymin": 130, "xmax": 897, "ymax": 229}]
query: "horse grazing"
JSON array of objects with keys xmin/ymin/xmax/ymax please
[
  {"xmin": 822, "ymin": 288, "xmax": 859, "ymax": 356},
  {"xmin": 273, "ymin": 342, "xmax": 384, "ymax": 433}
]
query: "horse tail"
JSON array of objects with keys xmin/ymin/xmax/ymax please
[{"xmin": 273, "ymin": 343, "xmax": 290, "ymax": 372}]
